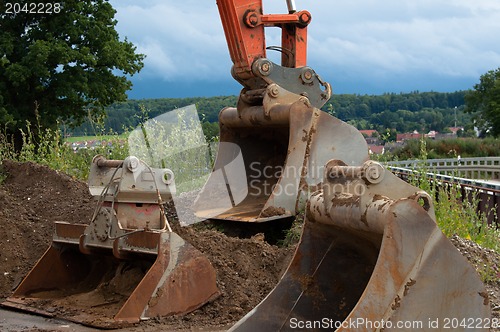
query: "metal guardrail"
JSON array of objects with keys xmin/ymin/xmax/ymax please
[
  {"xmin": 386, "ymin": 157, "xmax": 500, "ymax": 180},
  {"xmin": 388, "ymin": 166, "xmax": 500, "ymax": 225}
]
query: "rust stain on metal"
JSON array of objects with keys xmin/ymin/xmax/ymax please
[
  {"xmin": 330, "ymin": 194, "xmax": 360, "ymax": 207},
  {"xmin": 361, "ymin": 209, "xmax": 368, "ymax": 227},
  {"xmin": 315, "ymin": 204, "xmax": 322, "ymax": 217},
  {"xmin": 391, "ymin": 295, "xmax": 401, "ymax": 310},
  {"xmin": 378, "ymin": 201, "xmax": 389, "ymax": 211},
  {"xmin": 301, "ymin": 129, "xmax": 308, "ymax": 142},
  {"xmin": 403, "ymin": 278, "xmax": 416, "ymax": 296},
  {"xmin": 295, "ymin": 107, "xmax": 320, "ymax": 211},
  {"xmin": 479, "ymin": 291, "xmax": 490, "ymax": 305},
  {"xmin": 298, "ymin": 180, "xmax": 321, "ymax": 195},
  {"xmin": 296, "ymin": 274, "xmax": 327, "ymax": 310},
  {"xmin": 297, "ymin": 273, "xmax": 314, "ymax": 291}
]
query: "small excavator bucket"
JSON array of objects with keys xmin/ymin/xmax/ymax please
[{"xmin": 2, "ymin": 156, "xmax": 219, "ymax": 328}]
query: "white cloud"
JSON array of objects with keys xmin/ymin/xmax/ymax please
[
  {"xmin": 110, "ymin": 1, "xmax": 230, "ymax": 81},
  {"xmin": 109, "ymin": 0, "xmax": 500, "ymax": 94},
  {"xmin": 308, "ymin": 0, "xmax": 500, "ymax": 83}
]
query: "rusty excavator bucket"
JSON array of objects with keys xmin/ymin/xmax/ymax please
[
  {"xmin": 230, "ymin": 155, "xmax": 491, "ymax": 331},
  {"xmin": 2, "ymin": 156, "xmax": 219, "ymax": 328},
  {"xmin": 199, "ymin": 0, "xmax": 490, "ymax": 330},
  {"xmin": 194, "ymin": 86, "xmax": 366, "ymax": 222},
  {"xmin": 195, "ymin": 0, "xmax": 361, "ymax": 222}
]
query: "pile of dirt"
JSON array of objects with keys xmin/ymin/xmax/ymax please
[
  {"xmin": 157, "ymin": 226, "xmax": 293, "ymax": 330},
  {"xmin": 1, "ymin": 160, "xmax": 499, "ymax": 331},
  {"xmin": 0, "ymin": 160, "xmax": 95, "ymax": 299}
]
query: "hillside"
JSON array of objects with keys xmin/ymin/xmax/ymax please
[{"xmin": 71, "ymin": 91, "xmax": 472, "ymax": 136}]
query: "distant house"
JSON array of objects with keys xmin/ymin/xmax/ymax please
[
  {"xmin": 447, "ymin": 127, "xmax": 464, "ymax": 135},
  {"xmin": 359, "ymin": 130, "xmax": 378, "ymax": 137},
  {"xmin": 396, "ymin": 130, "xmax": 422, "ymax": 142},
  {"xmin": 368, "ymin": 144, "xmax": 384, "ymax": 155},
  {"xmin": 425, "ymin": 130, "xmax": 438, "ymax": 139},
  {"xmin": 359, "ymin": 130, "xmax": 381, "ymax": 145}
]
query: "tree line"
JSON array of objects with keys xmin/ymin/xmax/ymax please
[{"xmin": 71, "ymin": 91, "xmax": 472, "ymax": 137}]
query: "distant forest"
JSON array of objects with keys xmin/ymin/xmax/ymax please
[{"xmin": 71, "ymin": 91, "xmax": 472, "ymax": 137}]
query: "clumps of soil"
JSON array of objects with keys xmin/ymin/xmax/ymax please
[
  {"xmin": 0, "ymin": 160, "xmax": 94, "ymax": 299},
  {"xmin": 140, "ymin": 226, "xmax": 293, "ymax": 331}
]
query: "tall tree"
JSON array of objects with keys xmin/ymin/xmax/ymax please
[
  {"xmin": 465, "ymin": 68, "xmax": 500, "ymax": 136},
  {"xmin": 0, "ymin": 0, "xmax": 144, "ymax": 145}
]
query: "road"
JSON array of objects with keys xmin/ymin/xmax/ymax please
[{"xmin": 0, "ymin": 308, "xmax": 97, "ymax": 332}]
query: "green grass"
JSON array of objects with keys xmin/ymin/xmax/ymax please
[
  {"xmin": 406, "ymin": 138, "xmax": 500, "ymax": 252},
  {"xmin": 0, "ymin": 118, "xmax": 129, "ymax": 180},
  {"xmin": 384, "ymin": 137, "xmax": 500, "ymax": 160}
]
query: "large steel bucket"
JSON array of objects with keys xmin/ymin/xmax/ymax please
[{"xmin": 229, "ymin": 157, "xmax": 491, "ymax": 331}]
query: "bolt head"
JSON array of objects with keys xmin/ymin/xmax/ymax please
[
  {"xmin": 269, "ymin": 86, "xmax": 279, "ymax": 98},
  {"xmin": 249, "ymin": 14, "xmax": 258, "ymax": 25}
]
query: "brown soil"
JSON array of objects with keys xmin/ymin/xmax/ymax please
[
  {"xmin": 0, "ymin": 160, "xmax": 95, "ymax": 299},
  {"xmin": 0, "ymin": 160, "xmax": 499, "ymax": 331}
]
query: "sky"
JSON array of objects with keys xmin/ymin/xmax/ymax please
[{"xmin": 108, "ymin": 0, "xmax": 500, "ymax": 99}]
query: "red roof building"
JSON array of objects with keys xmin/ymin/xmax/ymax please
[{"xmin": 359, "ymin": 130, "xmax": 378, "ymax": 137}]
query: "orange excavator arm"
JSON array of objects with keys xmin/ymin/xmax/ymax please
[
  {"xmin": 216, "ymin": 0, "xmax": 330, "ymax": 107},
  {"xmin": 217, "ymin": 0, "xmax": 310, "ymax": 83}
]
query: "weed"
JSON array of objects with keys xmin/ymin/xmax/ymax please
[
  {"xmin": 0, "ymin": 131, "xmax": 16, "ymax": 161},
  {"xmin": 278, "ymin": 211, "xmax": 305, "ymax": 247},
  {"xmin": 409, "ymin": 138, "xmax": 500, "ymax": 253},
  {"xmin": 478, "ymin": 263, "xmax": 499, "ymax": 284}
]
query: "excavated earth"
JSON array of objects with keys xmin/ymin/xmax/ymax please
[{"xmin": 0, "ymin": 160, "xmax": 499, "ymax": 331}]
